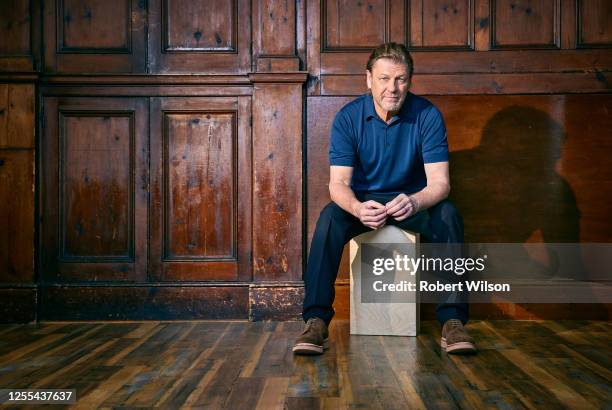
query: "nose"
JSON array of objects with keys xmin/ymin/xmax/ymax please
[{"xmin": 387, "ymin": 81, "xmax": 397, "ymax": 93}]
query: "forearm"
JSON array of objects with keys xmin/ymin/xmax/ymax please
[
  {"xmin": 329, "ymin": 182, "xmax": 361, "ymax": 217},
  {"xmin": 410, "ymin": 181, "xmax": 450, "ymax": 211}
]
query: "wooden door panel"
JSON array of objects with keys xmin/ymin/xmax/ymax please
[
  {"xmin": 42, "ymin": 97, "xmax": 148, "ymax": 282},
  {"xmin": 149, "ymin": 0, "xmax": 250, "ymax": 73},
  {"xmin": 150, "ymin": 97, "xmax": 251, "ymax": 281}
]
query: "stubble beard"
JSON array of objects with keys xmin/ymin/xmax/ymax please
[{"xmin": 381, "ymin": 95, "xmax": 405, "ymax": 114}]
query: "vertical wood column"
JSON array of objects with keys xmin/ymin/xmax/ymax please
[
  {"xmin": 248, "ymin": 1, "xmax": 309, "ymax": 320},
  {"xmin": 250, "ymin": 73, "xmax": 307, "ymax": 283}
]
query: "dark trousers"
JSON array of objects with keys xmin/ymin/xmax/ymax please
[{"xmin": 302, "ymin": 194, "xmax": 469, "ymax": 327}]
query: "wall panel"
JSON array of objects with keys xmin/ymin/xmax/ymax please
[
  {"xmin": 0, "ymin": 0, "xmax": 609, "ymax": 321},
  {"xmin": 420, "ymin": 0, "xmax": 472, "ymax": 48},
  {"xmin": 43, "ymin": 0, "xmax": 146, "ymax": 73},
  {"xmin": 149, "ymin": 97, "xmax": 252, "ymax": 282},
  {"xmin": 577, "ymin": 0, "xmax": 612, "ymax": 48},
  {"xmin": 41, "ymin": 97, "xmax": 148, "ymax": 282},
  {"xmin": 0, "ymin": 0, "xmax": 40, "ymax": 71},
  {"xmin": 324, "ymin": 0, "xmax": 386, "ymax": 49},
  {"xmin": 148, "ymin": 0, "xmax": 251, "ymax": 73},
  {"xmin": 491, "ymin": 0, "xmax": 559, "ymax": 49}
]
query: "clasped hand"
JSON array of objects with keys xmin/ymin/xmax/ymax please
[{"xmin": 354, "ymin": 193, "xmax": 418, "ymax": 229}]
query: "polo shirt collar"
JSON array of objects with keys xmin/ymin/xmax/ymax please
[{"xmin": 365, "ymin": 92, "xmax": 416, "ymax": 123}]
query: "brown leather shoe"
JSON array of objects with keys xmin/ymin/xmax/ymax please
[
  {"xmin": 292, "ymin": 317, "xmax": 329, "ymax": 355},
  {"xmin": 441, "ymin": 319, "xmax": 477, "ymax": 354}
]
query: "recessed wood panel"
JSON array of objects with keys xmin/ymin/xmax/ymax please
[
  {"xmin": 44, "ymin": 0, "xmax": 145, "ymax": 73},
  {"xmin": 0, "ymin": 150, "xmax": 34, "ymax": 283},
  {"xmin": 149, "ymin": 0, "xmax": 250, "ymax": 73},
  {"xmin": 324, "ymin": 0, "xmax": 386, "ymax": 49},
  {"xmin": 0, "ymin": 0, "xmax": 31, "ymax": 55},
  {"xmin": 577, "ymin": 0, "xmax": 612, "ymax": 48},
  {"xmin": 492, "ymin": 0, "xmax": 559, "ymax": 49},
  {"xmin": 150, "ymin": 97, "xmax": 252, "ymax": 282},
  {"xmin": 42, "ymin": 97, "xmax": 148, "ymax": 282},
  {"xmin": 420, "ymin": 0, "xmax": 471, "ymax": 48},
  {"xmin": 0, "ymin": 0, "xmax": 39, "ymax": 71},
  {"xmin": 59, "ymin": 0, "xmax": 130, "ymax": 51},
  {"xmin": 164, "ymin": 112, "xmax": 235, "ymax": 259},
  {"xmin": 164, "ymin": 0, "xmax": 235, "ymax": 51},
  {"xmin": 60, "ymin": 114, "xmax": 132, "ymax": 259}
]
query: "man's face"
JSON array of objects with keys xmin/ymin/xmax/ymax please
[{"xmin": 366, "ymin": 58, "xmax": 411, "ymax": 116}]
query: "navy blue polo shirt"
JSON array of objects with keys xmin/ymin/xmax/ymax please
[{"xmin": 329, "ymin": 92, "xmax": 448, "ymax": 196}]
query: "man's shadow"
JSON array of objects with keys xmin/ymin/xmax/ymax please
[
  {"xmin": 449, "ymin": 105, "xmax": 580, "ymax": 246},
  {"xmin": 448, "ymin": 105, "xmax": 606, "ymax": 299},
  {"xmin": 449, "ymin": 105, "xmax": 609, "ymax": 320}
]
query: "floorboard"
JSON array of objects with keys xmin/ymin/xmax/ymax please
[{"xmin": 0, "ymin": 320, "xmax": 609, "ymax": 409}]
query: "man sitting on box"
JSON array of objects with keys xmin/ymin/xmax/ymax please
[{"xmin": 293, "ymin": 42, "xmax": 476, "ymax": 355}]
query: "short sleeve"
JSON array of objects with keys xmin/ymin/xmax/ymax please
[
  {"xmin": 420, "ymin": 106, "xmax": 449, "ymax": 163},
  {"xmin": 329, "ymin": 110, "xmax": 356, "ymax": 167}
]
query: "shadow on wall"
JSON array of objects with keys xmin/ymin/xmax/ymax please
[
  {"xmin": 449, "ymin": 106, "xmax": 610, "ymax": 317},
  {"xmin": 449, "ymin": 105, "xmax": 580, "ymax": 244}
]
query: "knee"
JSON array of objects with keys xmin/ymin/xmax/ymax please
[{"xmin": 318, "ymin": 202, "xmax": 347, "ymax": 224}]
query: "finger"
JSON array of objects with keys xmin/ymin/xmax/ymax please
[
  {"xmin": 385, "ymin": 194, "xmax": 407, "ymax": 208},
  {"xmin": 389, "ymin": 206, "xmax": 409, "ymax": 218},
  {"xmin": 362, "ymin": 213, "xmax": 387, "ymax": 223},
  {"xmin": 364, "ymin": 207, "xmax": 387, "ymax": 217},
  {"xmin": 368, "ymin": 221, "xmax": 384, "ymax": 229},
  {"xmin": 390, "ymin": 201, "xmax": 414, "ymax": 217},
  {"xmin": 394, "ymin": 208, "xmax": 414, "ymax": 221},
  {"xmin": 364, "ymin": 200, "xmax": 385, "ymax": 209},
  {"xmin": 386, "ymin": 200, "xmax": 410, "ymax": 215}
]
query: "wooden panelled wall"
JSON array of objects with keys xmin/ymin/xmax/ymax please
[{"xmin": 0, "ymin": 0, "xmax": 610, "ymax": 322}]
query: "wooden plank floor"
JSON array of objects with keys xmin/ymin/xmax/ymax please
[{"xmin": 0, "ymin": 320, "xmax": 610, "ymax": 409}]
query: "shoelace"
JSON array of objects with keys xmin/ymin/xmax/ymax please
[{"xmin": 301, "ymin": 318, "xmax": 316, "ymax": 335}]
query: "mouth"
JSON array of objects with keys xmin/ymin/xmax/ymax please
[{"xmin": 384, "ymin": 97, "xmax": 400, "ymax": 103}]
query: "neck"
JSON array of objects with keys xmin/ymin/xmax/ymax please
[{"xmin": 374, "ymin": 105, "xmax": 397, "ymax": 124}]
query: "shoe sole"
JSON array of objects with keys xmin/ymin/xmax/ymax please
[
  {"xmin": 292, "ymin": 338, "xmax": 329, "ymax": 355},
  {"xmin": 441, "ymin": 337, "xmax": 477, "ymax": 355}
]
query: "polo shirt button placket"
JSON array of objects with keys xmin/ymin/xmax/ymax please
[{"xmin": 385, "ymin": 126, "xmax": 390, "ymax": 149}]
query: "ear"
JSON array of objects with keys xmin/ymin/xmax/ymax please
[{"xmin": 366, "ymin": 70, "xmax": 372, "ymax": 90}]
